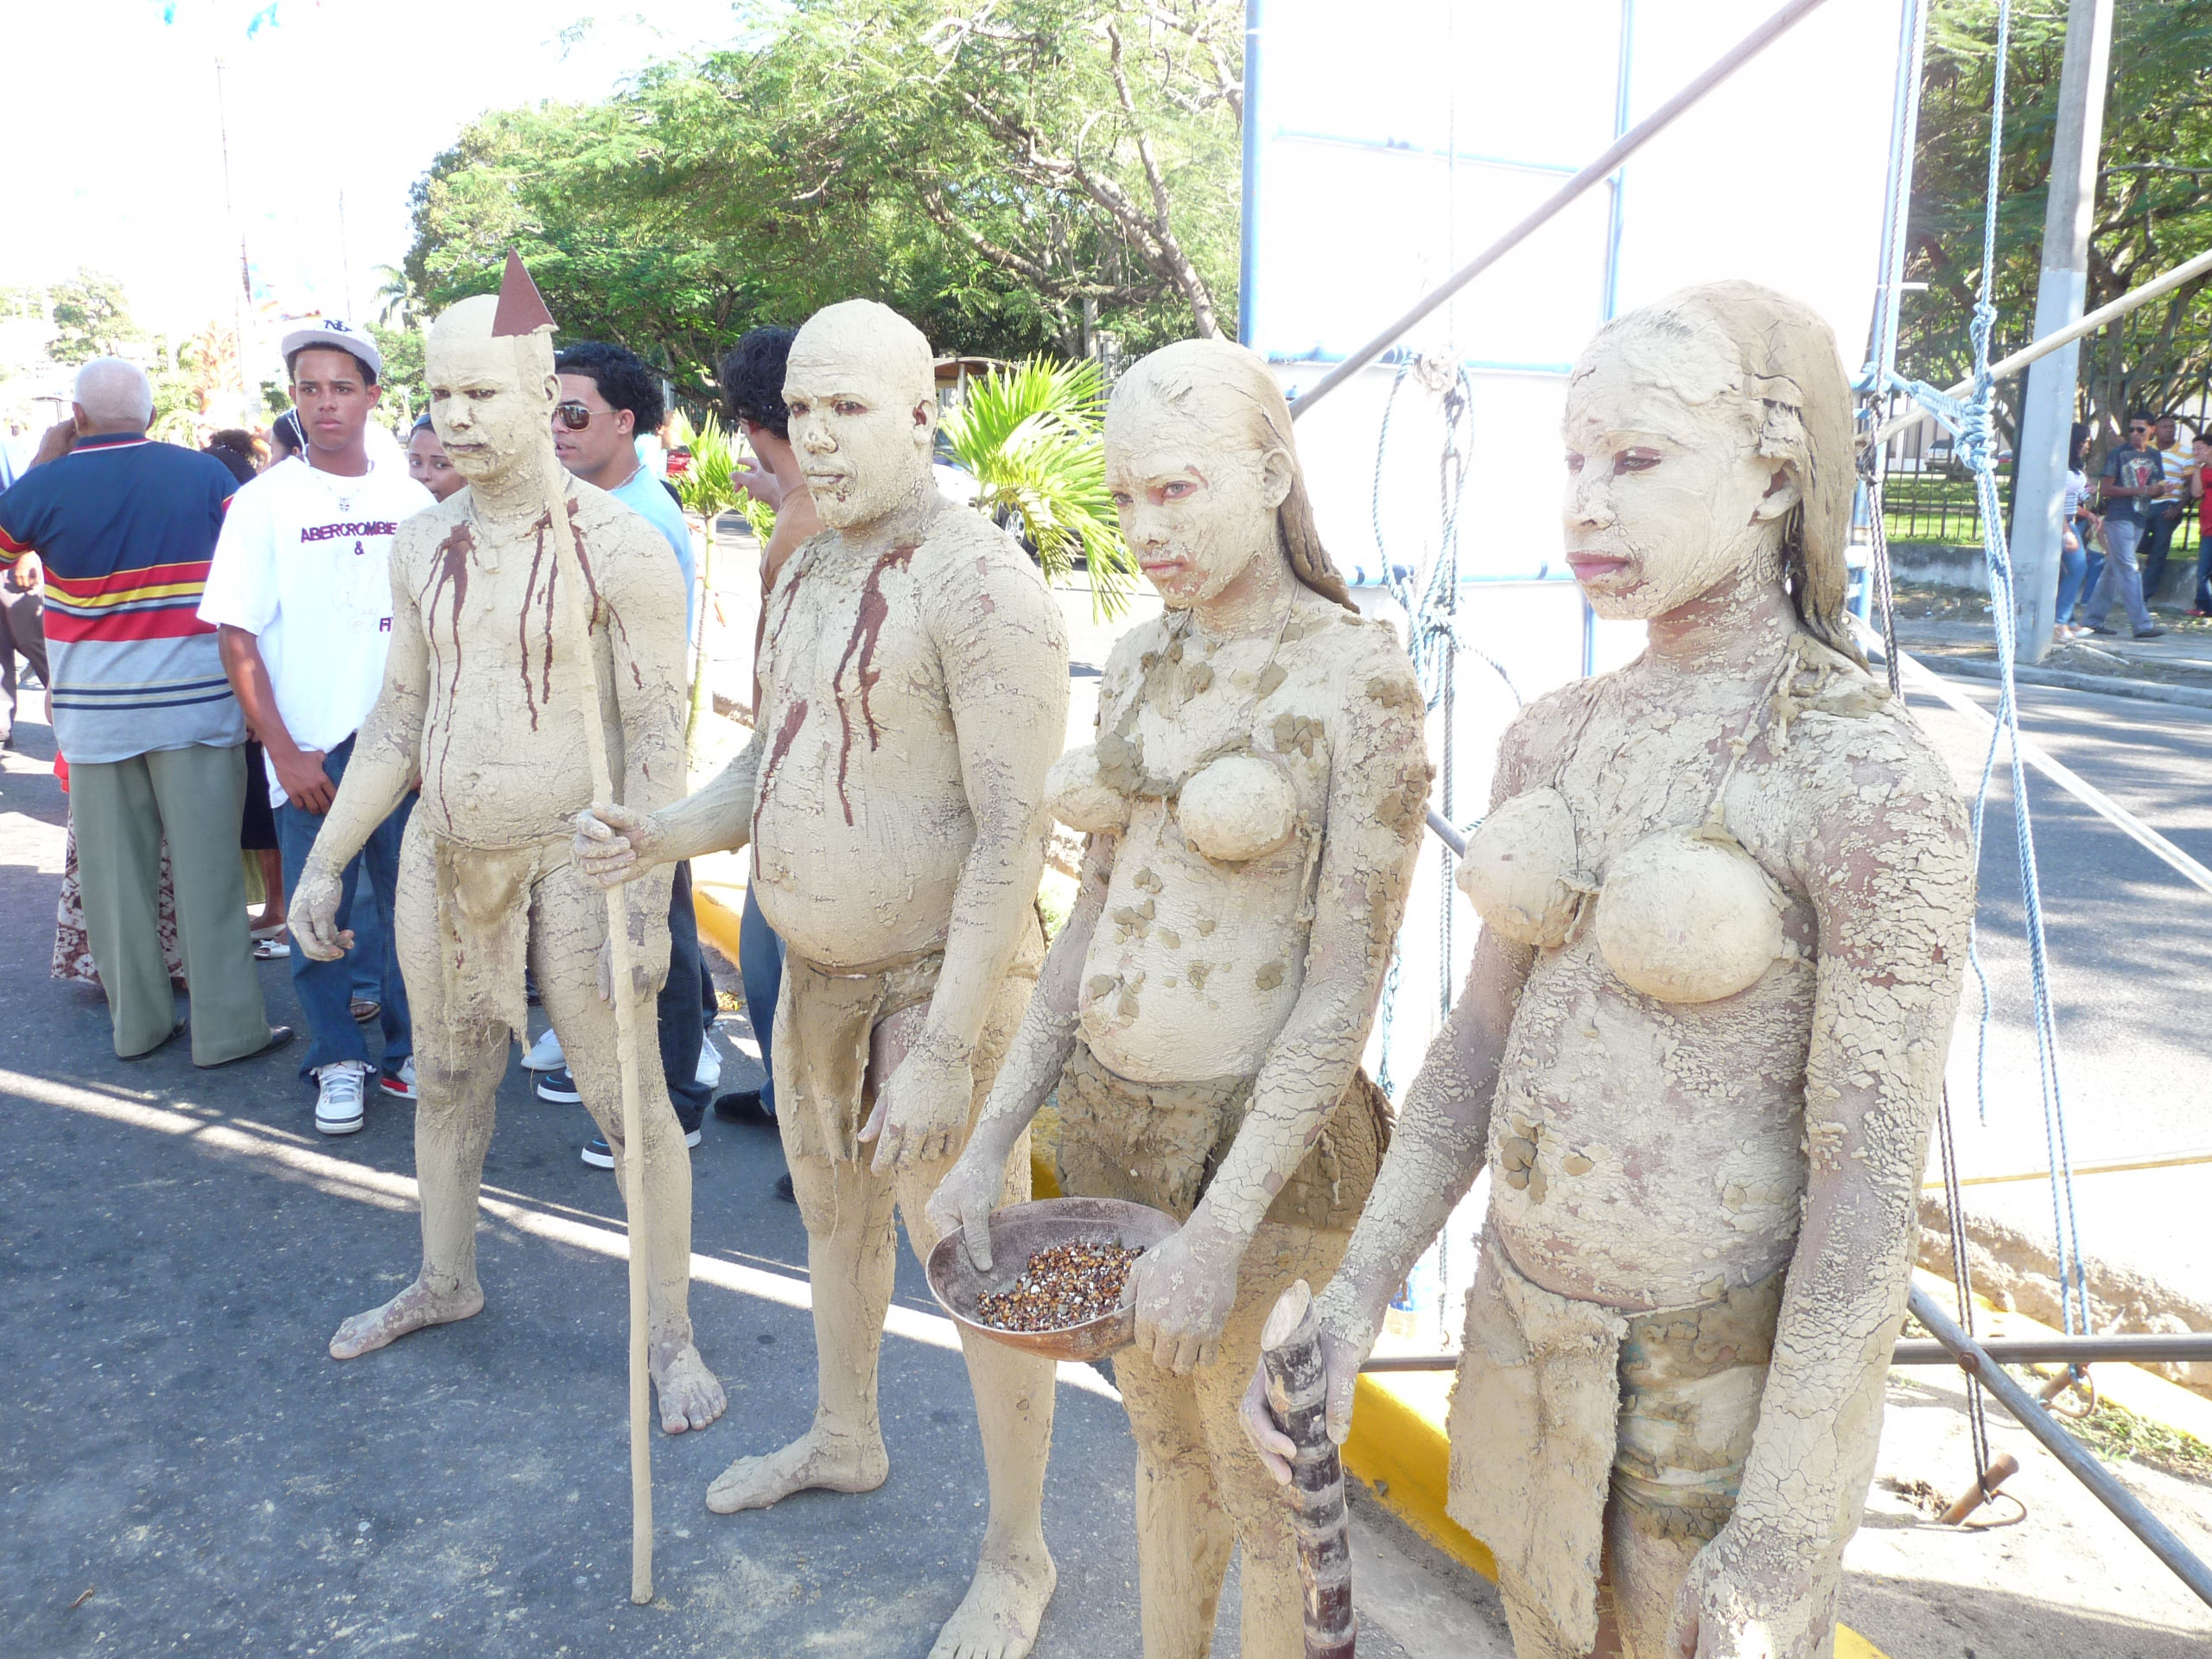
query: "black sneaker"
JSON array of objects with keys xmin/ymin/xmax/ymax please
[
  {"xmin": 773, "ymin": 1171, "xmax": 796, "ymax": 1203},
  {"xmin": 714, "ymin": 1089, "xmax": 772, "ymax": 1124},
  {"xmin": 2134, "ymin": 626, "xmax": 2168, "ymax": 639},
  {"xmin": 537, "ymin": 1066, "xmax": 582, "ymax": 1103},
  {"xmin": 2087, "ymin": 623, "xmax": 2117, "ymax": 635},
  {"xmin": 582, "ymin": 1128, "xmax": 702, "ymax": 1168}
]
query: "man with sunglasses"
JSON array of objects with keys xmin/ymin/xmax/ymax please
[
  {"xmin": 2081, "ymin": 413, "xmax": 2169, "ymax": 639},
  {"xmin": 549, "ymin": 340, "xmax": 715, "ymax": 1166}
]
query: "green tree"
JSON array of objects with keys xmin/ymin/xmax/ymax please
[
  {"xmin": 47, "ymin": 269, "xmax": 143, "ymax": 366},
  {"xmin": 1903, "ymin": 0, "xmax": 2212, "ymax": 448}
]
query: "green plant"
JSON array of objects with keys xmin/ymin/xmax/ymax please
[
  {"xmin": 672, "ymin": 411, "xmax": 747, "ymax": 757},
  {"xmin": 938, "ymin": 355, "xmax": 1134, "ymax": 617}
]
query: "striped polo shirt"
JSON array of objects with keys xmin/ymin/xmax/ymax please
[{"xmin": 0, "ymin": 431, "xmax": 247, "ymax": 762}]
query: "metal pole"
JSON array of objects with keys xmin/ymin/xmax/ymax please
[
  {"xmin": 1287, "ymin": 0, "xmax": 1838, "ymax": 420},
  {"xmin": 2010, "ymin": 0, "xmax": 2118, "ymax": 664},
  {"xmin": 1908, "ymin": 1286, "xmax": 2212, "ymax": 1609},
  {"xmin": 1236, "ymin": 0, "xmax": 1264, "ymax": 349},
  {"xmin": 1363, "ymin": 1332, "xmax": 2212, "ymax": 1370},
  {"xmin": 1872, "ymin": 243, "xmax": 2212, "ymax": 449}
]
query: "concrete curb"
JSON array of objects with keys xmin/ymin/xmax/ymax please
[{"xmin": 1925, "ymin": 654, "xmax": 2212, "ymax": 709}]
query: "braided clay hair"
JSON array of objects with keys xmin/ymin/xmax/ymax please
[{"xmin": 1108, "ymin": 338, "xmax": 1358, "ymax": 612}]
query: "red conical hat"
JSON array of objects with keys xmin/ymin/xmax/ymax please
[{"xmin": 492, "ymin": 250, "xmax": 556, "ymax": 338}]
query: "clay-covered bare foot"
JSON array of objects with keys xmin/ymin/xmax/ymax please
[
  {"xmin": 703, "ymin": 1425, "xmax": 889, "ymax": 1514},
  {"xmin": 328, "ymin": 1272, "xmax": 484, "ymax": 1360},
  {"xmin": 928, "ymin": 1546, "xmax": 1058, "ymax": 1659},
  {"xmin": 652, "ymin": 1337, "xmax": 728, "ymax": 1433}
]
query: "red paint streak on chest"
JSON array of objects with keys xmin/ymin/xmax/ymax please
[
  {"xmin": 425, "ymin": 520, "xmax": 475, "ymax": 804},
  {"xmin": 830, "ymin": 543, "xmax": 917, "ymax": 826},
  {"xmin": 753, "ymin": 696, "xmax": 810, "ymax": 835},
  {"xmin": 520, "ymin": 518, "xmax": 553, "ymax": 731}
]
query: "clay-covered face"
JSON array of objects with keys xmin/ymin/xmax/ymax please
[
  {"xmin": 426, "ymin": 332, "xmax": 559, "ymax": 486},
  {"xmin": 1560, "ymin": 329, "xmax": 1799, "ymax": 621},
  {"xmin": 1104, "ymin": 404, "xmax": 1288, "ymax": 610},
  {"xmin": 782, "ymin": 346, "xmax": 933, "ymax": 530}
]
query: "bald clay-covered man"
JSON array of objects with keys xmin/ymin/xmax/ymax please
[
  {"xmin": 291, "ymin": 292, "xmax": 727, "ymax": 1435},
  {"xmin": 575, "ymin": 299, "xmax": 1070, "ymax": 1659}
]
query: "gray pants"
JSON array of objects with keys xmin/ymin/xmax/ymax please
[
  {"xmin": 2083, "ymin": 517, "xmax": 2154, "ymax": 632},
  {"xmin": 0, "ymin": 587, "xmax": 48, "ymax": 743},
  {"xmin": 70, "ymin": 742, "xmax": 270, "ymax": 1064}
]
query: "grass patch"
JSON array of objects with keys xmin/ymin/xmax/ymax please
[{"xmin": 2058, "ymin": 1388, "xmax": 2212, "ymax": 1485}]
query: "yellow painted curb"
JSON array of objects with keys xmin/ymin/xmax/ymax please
[
  {"xmin": 1342, "ymin": 1365, "xmax": 1889, "ymax": 1657},
  {"xmin": 693, "ymin": 880, "xmax": 1065, "ymax": 1200}
]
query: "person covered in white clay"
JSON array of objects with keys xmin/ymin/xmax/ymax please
[
  {"xmin": 573, "ymin": 299, "xmax": 1071, "ymax": 1659},
  {"xmin": 289, "ymin": 287, "xmax": 728, "ymax": 1437},
  {"xmin": 1243, "ymin": 282, "xmax": 1974, "ymax": 1659},
  {"xmin": 931, "ymin": 338, "xmax": 1430, "ymax": 1659}
]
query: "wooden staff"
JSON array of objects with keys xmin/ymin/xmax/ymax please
[
  {"xmin": 1261, "ymin": 1279, "xmax": 1356, "ymax": 1659},
  {"xmin": 493, "ymin": 251, "xmax": 654, "ymax": 1605}
]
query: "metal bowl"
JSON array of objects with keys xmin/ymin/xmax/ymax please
[{"xmin": 926, "ymin": 1196, "xmax": 1179, "ymax": 1363}]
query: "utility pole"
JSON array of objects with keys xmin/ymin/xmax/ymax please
[
  {"xmin": 215, "ymin": 55, "xmax": 251, "ymax": 412},
  {"xmin": 2010, "ymin": 0, "xmax": 2115, "ymax": 664}
]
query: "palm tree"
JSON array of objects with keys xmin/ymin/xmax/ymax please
[
  {"xmin": 938, "ymin": 357, "xmax": 1134, "ymax": 617},
  {"xmin": 370, "ymin": 265, "xmax": 421, "ymax": 330}
]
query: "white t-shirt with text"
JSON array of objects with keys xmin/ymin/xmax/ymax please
[{"xmin": 199, "ymin": 455, "xmax": 435, "ymax": 805}]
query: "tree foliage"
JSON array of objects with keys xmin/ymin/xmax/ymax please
[
  {"xmin": 47, "ymin": 269, "xmax": 143, "ymax": 366},
  {"xmin": 404, "ymin": 1, "xmax": 1243, "ymax": 404},
  {"xmin": 1903, "ymin": 0, "xmax": 2212, "ymax": 447}
]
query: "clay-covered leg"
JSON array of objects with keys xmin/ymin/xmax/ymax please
[
  {"xmin": 890, "ymin": 988, "xmax": 1058, "ymax": 1659},
  {"xmin": 535, "ymin": 861, "xmax": 727, "ymax": 1433},
  {"xmin": 330, "ymin": 821, "xmax": 499, "ymax": 1359},
  {"xmin": 1192, "ymin": 1219, "xmax": 1351, "ymax": 1659},
  {"xmin": 707, "ymin": 1142, "xmax": 898, "ymax": 1510},
  {"xmin": 1115, "ymin": 1337, "xmax": 1233, "ymax": 1659},
  {"xmin": 1599, "ymin": 1504, "xmax": 1704, "ymax": 1659}
]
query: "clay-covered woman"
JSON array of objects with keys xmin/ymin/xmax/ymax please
[
  {"xmin": 929, "ymin": 338, "xmax": 1431, "ymax": 1659},
  {"xmin": 1243, "ymin": 282, "xmax": 1974, "ymax": 1659}
]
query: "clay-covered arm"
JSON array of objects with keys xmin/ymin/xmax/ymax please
[
  {"xmin": 289, "ymin": 543, "xmax": 429, "ymax": 957},
  {"xmin": 1677, "ymin": 761, "xmax": 1972, "ymax": 1651},
  {"xmin": 1192, "ymin": 674, "xmax": 1433, "ymax": 1245},
  {"xmin": 928, "ymin": 833, "xmax": 1113, "ymax": 1267},
  {"xmin": 575, "ymin": 684, "xmax": 760, "ymax": 885}
]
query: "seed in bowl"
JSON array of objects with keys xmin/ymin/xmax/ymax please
[{"xmin": 974, "ymin": 1241, "xmax": 1144, "ymax": 1332}]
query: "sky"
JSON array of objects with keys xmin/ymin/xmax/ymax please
[{"xmin": 8, "ymin": 0, "xmax": 752, "ymax": 339}]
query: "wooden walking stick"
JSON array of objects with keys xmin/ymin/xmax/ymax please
[
  {"xmin": 1261, "ymin": 1279, "xmax": 1356, "ymax": 1659},
  {"xmin": 493, "ymin": 251, "xmax": 655, "ymax": 1605}
]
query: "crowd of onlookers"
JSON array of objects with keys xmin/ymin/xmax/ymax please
[
  {"xmin": 2056, "ymin": 412, "xmax": 2209, "ymax": 640},
  {"xmin": 0, "ymin": 321, "xmax": 817, "ymax": 1192}
]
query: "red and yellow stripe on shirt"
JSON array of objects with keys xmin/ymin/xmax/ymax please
[{"xmin": 40, "ymin": 559, "xmax": 219, "ymax": 644}]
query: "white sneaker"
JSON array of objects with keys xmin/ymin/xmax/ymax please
[
  {"xmin": 315, "ymin": 1063, "xmax": 370, "ymax": 1135},
  {"xmin": 379, "ymin": 1057, "xmax": 418, "ymax": 1101},
  {"xmin": 522, "ymin": 1028, "xmax": 565, "ymax": 1071},
  {"xmin": 695, "ymin": 1039, "xmax": 722, "ymax": 1091}
]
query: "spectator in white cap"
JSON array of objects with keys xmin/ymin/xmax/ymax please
[{"xmin": 199, "ymin": 321, "xmax": 436, "ymax": 1135}]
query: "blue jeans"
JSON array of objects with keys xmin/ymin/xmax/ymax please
[
  {"xmin": 2196, "ymin": 533, "xmax": 2212, "ymax": 613},
  {"xmin": 351, "ymin": 861, "xmax": 387, "ymax": 1005},
  {"xmin": 2082, "ymin": 516, "xmax": 2153, "ymax": 632},
  {"xmin": 739, "ymin": 885, "xmax": 785, "ymax": 1115},
  {"xmin": 659, "ymin": 861, "xmax": 709, "ymax": 1134},
  {"xmin": 276, "ymin": 734, "xmax": 414, "ymax": 1081},
  {"xmin": 2053, "ymin": 539, "xmax": 2088, "ymax": 627}
]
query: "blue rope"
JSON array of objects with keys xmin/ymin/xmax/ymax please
[{"xmin": 1875, "ymin": 0, "xmax": 2091, "ymax": 1338}]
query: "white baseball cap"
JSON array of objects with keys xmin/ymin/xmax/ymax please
[{"xmin": 281, "ymin": 318, "xmax": 383, "ymax": 381}]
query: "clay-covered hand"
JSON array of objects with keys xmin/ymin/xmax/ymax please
[
  {"xmin": 924, "ymin": 1133, "xmax": 1012, "ymax": 1272},
  {"xmin": 572, "ymin": 800, "xmax": 662, "ymax": 889},
  {"xmin": 288, "ymin": 861, "xmax": 354, "ymax": 963},
  {"xmin": 1236, "ymin": 1314, "xmax": 1365, "ymax": 1484},
  {"xmin": 1128, "ymin": 1211, "xmax": 1244, "ymax": 1376},
  {"xmin": 1667, "ymin": 1522, "xmax": 1827, "ymax": 1659},
  {"xmin": 862, "ymin": 1027, "xmax": 975, "ymax": 1175}
]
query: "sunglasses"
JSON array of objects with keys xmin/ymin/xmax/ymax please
[{"xmin": 555, "ymin": 401, "xmax": 609, "ymax": 431}]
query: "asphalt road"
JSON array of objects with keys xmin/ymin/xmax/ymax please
[{"xmin": 1907, "ymin": 664, "xmax": 2212, "ymax": 1300}]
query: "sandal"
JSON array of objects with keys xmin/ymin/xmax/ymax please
[{"xmin": 351, "ymin": 998, "xmax": 381, "ymax": 1023}]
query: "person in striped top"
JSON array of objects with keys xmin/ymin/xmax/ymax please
[{"xmin": 0, "ymin": 357, "xmax": 291, "ymax": 1067}]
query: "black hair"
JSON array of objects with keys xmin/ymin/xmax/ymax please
[
  {"xmin": 285, "ymin": 344, "xmax": 379, "ymax": 387},
  {"xmin": 2128, "ymin": 410, "xmax": 2157, "ymax": 428},
  {"xmin": 2069, "ymin": 420, "xmax": 2091, "ymax": 469},
  {"xmin": 716, "ymin": 327, "xmax": 799, "ymax": 439},
  {"xmin": 270, "ymin": 410, "xmax": 306, "ymax": 458},
  {"xmin": 204, "ymin": 428, "xmax": 259, "ymax": 486},
  {"xmin": 411, "ymin": 413, "xmax": 435, "ymax": 435},
  {"xmin": 553, "ymin": 340, "xmax": 664, "ymax": 433}
]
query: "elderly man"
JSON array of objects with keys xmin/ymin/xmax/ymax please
[
  {"xmin": 575, "ymin": 299, "xmax": 1069, "ymax": 1659},
  {"xmin": 290, "ymin": 289, "xmax": 726, "ymax": 1435},
  {"xmin": 0, "ymin": 358, "xmax": 288, "ymax": 1065}
]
